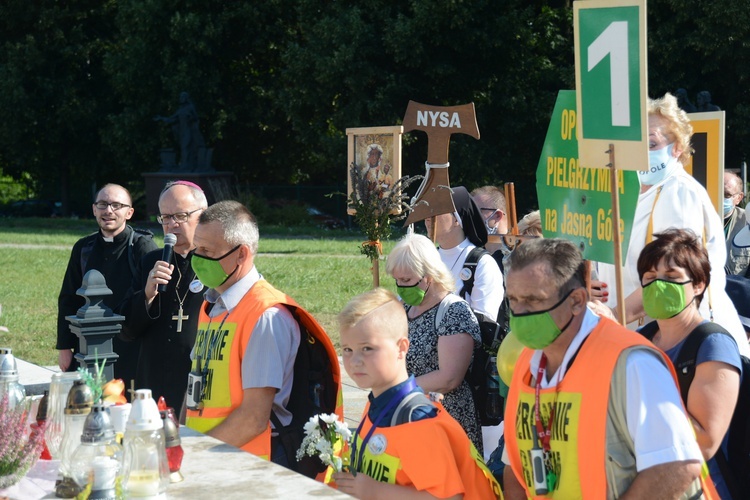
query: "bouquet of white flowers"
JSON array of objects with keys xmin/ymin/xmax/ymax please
[{"xmin": 296, "ymin": 413, "xmax": 351, "ymax": 472}]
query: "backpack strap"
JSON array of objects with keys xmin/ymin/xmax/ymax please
[
  {"xmin": 78, "ymin": 232, "xmax": 98, "ymax": 273},
  {"xmin": 269, "ymin": 410, "xmax": 283, "ymax": 431},
  {"xmin": 390, "ymin": 392, "xmax": 435, "ymax": 426},
  {"xmin": 715, "ymin": 443, "xmax": 742, "ymax": 500},
  {"xmin": 673, "ymin": 321, "xmax": 731, "ymax": 405},
  {"xmin": 434, "ymin": 293, "xmax": 463, "ymax": 331},
  {"xmin": 637, "ymin": 320, "xmax": 660, "ymax": 341},
  {"xmin": 127, "ymin": 226, "xmax": 154, "ymax": 277},
  {"xmin": 459, "ymin": 247, "xmax": 489, "ymax": 298},
  {"xmin": 674, "ymin": 321, "xmax": 745, "ymax": 499}
]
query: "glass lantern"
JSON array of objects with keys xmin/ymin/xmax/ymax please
[
  {"xmin": 0, "ymin": 347, "xmax": 26, "ymax": 409},
  {"xmin": 46, "ymin": 371, "xmax": 82, "ymax": 459},
  {"xmin": 121, "ymin": 389, "xmax": 170, "ymax": 499},
  {"xmin": 69, "ymin": 403, "xmax": 123, "ymax": 500},
  {"xmin": 30, "ymin": 390, "xmax": 52, "ymax": 460},
  {"xmin": 56, "ymin": 379, "xmax": 94, "ymax": 498},
  {"xmin": 160, "ymin": 407, "xmax": 184, "ymax": 482}
]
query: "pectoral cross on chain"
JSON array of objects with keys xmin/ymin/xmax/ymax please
[{"xmin": 172, "ymin": 306, "xmax": 189, "ymax": 333}]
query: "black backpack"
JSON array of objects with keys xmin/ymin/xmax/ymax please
[
  {"xmin": 455, "ymin": 247, "xmax": 508, "ymax": 426},
  {"xmin": 268, "ymin": 305, "xmax": 342, "ymax": 478},
  {"xmin": 640, "ymin": 321, "xmax": 750, "ymax": 498},
  {"xmin": 80, "ymin": 226, "xmax": 154, "ymax": 277}
]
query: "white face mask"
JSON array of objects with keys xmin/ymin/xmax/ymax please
[
  {"xmin": 640, "ymin": 143, "xmax": 680, "ymax": 186},
  {"xmin": 483, "ymin": 210, "xmax": 500, "ymax": 235}
]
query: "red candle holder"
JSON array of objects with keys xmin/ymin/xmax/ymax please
[{"xmin": 160, "ymin": 406, "xmax": 184, "ymax": 482}]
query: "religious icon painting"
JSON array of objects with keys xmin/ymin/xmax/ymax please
[{"xmin": 346, "ymin": 126, "xmax": 403, "ymax": 215}]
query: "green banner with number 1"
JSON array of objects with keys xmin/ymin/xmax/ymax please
[
  {"xmin": 574, "ymin": 0, "xmax": 648, "ymax": 171},
  {"xmin": 579, "ymin": 7, "xmax": 641, "ymax": 141}
]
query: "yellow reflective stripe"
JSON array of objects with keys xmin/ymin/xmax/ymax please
[{"xmin": 186, "ymin": 415, "xmax": 225, "ymax": 435}]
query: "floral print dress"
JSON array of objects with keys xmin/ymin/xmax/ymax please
[{"xmin": 405, "ymin": 297, "xmax": 483, "ymax": 453}]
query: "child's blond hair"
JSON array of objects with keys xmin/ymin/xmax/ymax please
[{"xmin": 338, "ymin": 288, "xmax": 407, "ymax": 339}]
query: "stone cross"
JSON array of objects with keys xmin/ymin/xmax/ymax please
[{"xmin": 401, "ymin": 101, "xmax": 480, "ymax": 226}]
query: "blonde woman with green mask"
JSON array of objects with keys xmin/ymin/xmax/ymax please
[{"xmin": 386, "ymin": 232, "xmax": 484, "ymax": 454}]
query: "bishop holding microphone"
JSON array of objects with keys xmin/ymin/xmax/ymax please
[{"xmin": 117, "ymin": 180, "xmax": 208, "ymax": 410}]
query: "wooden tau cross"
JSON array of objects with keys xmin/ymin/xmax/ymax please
[
  {"xmin": 172, "ymin": 306, "xmax": 189, "ymax": 333},
  {"xmin": 401, "ymin": 101, "xmax": 480, "ymax": 226}
]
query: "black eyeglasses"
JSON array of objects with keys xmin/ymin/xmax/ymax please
[
  {"xmin": 156, "ymin": 208, "xmax": 203, "ymax": 224},
  {"xmin": 94, "ymin": 201, "xmax": 131, "ymax": 211}
]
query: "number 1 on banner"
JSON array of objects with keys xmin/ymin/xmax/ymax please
[
  {"xmin": 576, "ymin": 3, "xmax": 642, "ymax": 142},
  {"xmin": 588, "ymin": 21, "xmax": 629, "ymax": 127}
]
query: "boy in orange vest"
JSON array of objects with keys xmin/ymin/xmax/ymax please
[{"xmin": 333, "ymin": 288, "xmax": 502, "ymax": 499}]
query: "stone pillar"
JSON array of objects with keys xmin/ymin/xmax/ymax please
[{"xmin": 67, "ymin": 269, "xmax": 124, "ymax": 381}]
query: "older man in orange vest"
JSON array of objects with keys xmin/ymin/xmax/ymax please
[
  {"xmin": 185, "ymin": 200, "xmax": 341, "ymax": 472},
  {"xmin": 501, "ymin": 238, "xmax": 716, "ymax": 499}
]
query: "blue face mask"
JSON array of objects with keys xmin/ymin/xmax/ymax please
[
  {"xmin": 640, "ymin": 144, "xmax": 679, "ymax": 186},
  {"xmin": 724, "ymin": 197, "xmax": 735, "ymax": 217}
]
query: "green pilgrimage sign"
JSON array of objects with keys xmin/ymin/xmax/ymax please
[{"xmin": 536, "ymin": 90, "xmax": 639, "ymax": 265}]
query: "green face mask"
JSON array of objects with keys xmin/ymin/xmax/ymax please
[
  {"xmin": 509, "ymin": 289, "xmax": 575, "ymax": 349},
  {"xmin": 190, "ymin": 245, "xmax": 241, "ymax": 289},
  {"xmin": 396, "ymin": 277, "xmax": 427, "ymax": 306},
  {"xmin": 641, "ymin": 279, "xmax": 692, "ymax": 319}
]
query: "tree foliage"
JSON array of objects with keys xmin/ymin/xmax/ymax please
[
  {"xmin": 0, "ymin": 0, "xmax": 118, "ymax": 213},
  {"xmin": 0, "ymin": 1, "xmax": 747, "ymax": 216},
  {"xmin": 649, "ymin": 0, "xmax": 750, "ymax": 169}
]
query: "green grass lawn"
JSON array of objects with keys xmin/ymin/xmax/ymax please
[{"xmin": 0, "ymin": 217, "xmax": 401, "ymax": 366}]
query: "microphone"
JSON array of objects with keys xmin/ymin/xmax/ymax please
[{"xmin": 158, "ymin": 233, "xmax": 178, "ymax": 292}]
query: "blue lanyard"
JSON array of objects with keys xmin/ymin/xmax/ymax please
[{"xmin": 351, "ymin": 378, "xmax": 418, "ymax": 473}]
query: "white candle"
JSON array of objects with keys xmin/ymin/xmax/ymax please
[
  {"xmin": 126, "ymin": 470, "xmax": 162, "ymax": 496},
  {"xmin": 108, "ymin": 404, "xmax": 131, "ymax": 435},
  {"xmin": 91, "ymin": 456, "xmax": 118, "ymax": 490}
]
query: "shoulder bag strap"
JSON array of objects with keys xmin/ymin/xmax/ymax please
[
  {"xmin": 459, "ymin": 246, "xmax": 488, "ymax": 297},
  {"xmin": 674, "ymin": 322, "xmax": 730, "ymax": 404},
  {"xmin": 434, "ymin": 294, "xmax": 463, "ymax": 331}
]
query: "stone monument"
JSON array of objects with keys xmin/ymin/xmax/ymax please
[
  {"xmin": 144, "ymin": 92, "xmax": 233, "ymax": 216},
  {"xmin": 697, "ymin": 91, "xmax": 721, "ymax": 112},
  {"xmin": 154, "ymin": 91, "xmax": 213, "ymax": 172}
]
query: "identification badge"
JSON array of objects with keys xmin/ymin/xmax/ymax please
[
  {"xmin": 368, "ymin": 434, "xmax": 387, "ymax": 455},
  {"xmin": 459, "ymin": 267, "xmax": 473, "ymax": 281},
  {"xmin": 189, "ymin": 279, "xmax": 204, "ymax": 294}
]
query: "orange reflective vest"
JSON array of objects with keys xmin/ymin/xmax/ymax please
[
  {"xmin": 186, "ymin": 279, "xmax": 343, "ymax": 461},
  {"xmin": 353, "ymin": 402, "xmax": 503, "ymax": 499},
  {"xmin": 504, "ymin": 317, "xmax": 717, "ymax": 499}
]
